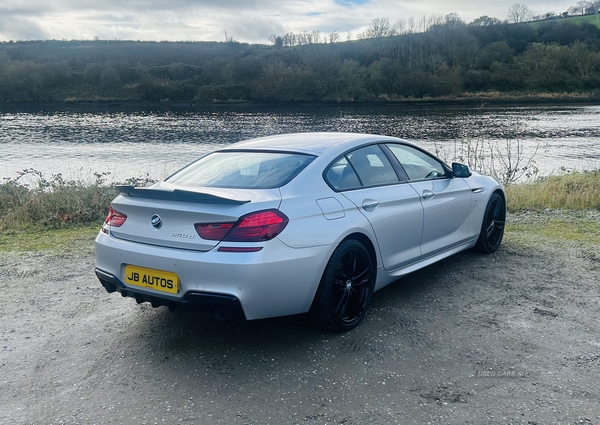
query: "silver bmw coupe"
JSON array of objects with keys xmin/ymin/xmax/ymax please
[{"xmin": 95, "ymin": 132, "xmax": 505, "ymax": 331}]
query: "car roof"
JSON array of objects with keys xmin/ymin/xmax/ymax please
[{"xmin": 222, "ymin": 132, "xmax": 408, "ymax": 155}]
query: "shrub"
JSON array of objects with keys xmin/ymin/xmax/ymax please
[{"xmin": 0, "ymin": 170, "xmax": 154, "ymax": 232}]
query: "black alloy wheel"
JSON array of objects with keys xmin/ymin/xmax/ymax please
[
  {"xmin": 310, "ymin": 239, "xmax": 374, "ymax": 331},
  {"xmin": 475, "ymin": 192, "xmax": 506, "ymax": 253}
]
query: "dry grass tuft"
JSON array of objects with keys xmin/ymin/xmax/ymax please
[{"xmin": 506, "ymin": 170, "xmax": 600, "ymax": 211}]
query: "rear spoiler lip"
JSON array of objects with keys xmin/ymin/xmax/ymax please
[{"xmin": 115, "ymin": 185, "xmax": 251, "ymax": 205}]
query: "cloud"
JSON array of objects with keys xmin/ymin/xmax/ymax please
[
  {"xmin": 0, "ymin": 0, "xmax": 581, "ymax": 43},
  {"xmin": 335, "ymin": 0, "xmax": 371, "ymax": 6},
  {"xmin": 0, "ymin": 16, "xmax": 49, "ymax": 40}
]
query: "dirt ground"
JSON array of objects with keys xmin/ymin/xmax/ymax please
[{"xmin": 1, "ymin": 216, "xmax": 600, "ymax": 425}]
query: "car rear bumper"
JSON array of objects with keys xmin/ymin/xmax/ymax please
[
  {"xmin": 94, "ymin": 230, "xmax": 334, "ymax": 320},
  {"xmin": 95, "ymin": 267, "xmax": 246, "ymax": 319}
]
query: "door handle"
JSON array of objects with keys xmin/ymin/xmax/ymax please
[
  {"xmin": 422, "ymin": 190, "xmax": 435, "ymax": 200},
  {"xmin": 362, "ymin": 200, "xmax": 379, "ymax": 211}
]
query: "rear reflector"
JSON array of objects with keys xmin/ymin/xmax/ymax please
[{"xmin": 217, "ymin": 247, "xmax": 264, "ymax": 253}]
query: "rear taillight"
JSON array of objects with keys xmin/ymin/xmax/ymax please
[
  {"xmin": 195, "ymin": 210, "xmax": 288, "ymax": 242},
  {"xmin": 195, "ymin": 223, "xmax": 234, "ymax": 241},
  {"xmin": 105, "ymin": 206, "xmax": 127, "ymax": 227}
]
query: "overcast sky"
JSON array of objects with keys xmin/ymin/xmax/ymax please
[{"xmin": 0, "ymin": 0, "xmax": 581, "ymax": 44}]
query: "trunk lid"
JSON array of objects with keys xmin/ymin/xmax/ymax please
[{"xmin": 108, "ymin": 184, "xmax": 282, "ymax": 251}]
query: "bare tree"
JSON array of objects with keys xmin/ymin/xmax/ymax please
[
  {"xmin": 365, "ymin": 17, "xmax": 396, "ymax": 38},
  {"xmin": 428, "ymin": 13, "xmax": 444, "ymax": 27},
  {"xmin": 305, "ymin": 30, "xmax": 321, "ymax": 44},
  {"xmin": 571, "ymin": 1, "xmax": 592, "ymax": 14},
  {"xmin": 224, "ymin": 31, "xmax": 237, "ymax": 43},
  {"xmin": 568, "ymin": 5, "xmax": 581, "ymax": 15},
  {"xmin": 296, "ymin": 32, "xmax": 309, "ymax": 45},
  {"xmin": 507, "ymin": 3, "xmax": 533, "ymax": 23},
  {"xmin": 282, "ymin": 32, "xmax": 297, "ymax": 47},
  {"xmin": 420, "ymin": 14, "xmax": 429, "ymax": 32},
  {"xmin": 407, "ymin": 16, "xmax": 417, "ymax": 34},
  {"xmin": 395, "ymin": 18, "xmax": 406, "ymax": 35},
  {"xmin": 568, "ymin": 40, "xmax": 600, "ymax": 79},
  {"xmin": 328, "ymin": 30, "xmax": 339, "ymax": 44}
]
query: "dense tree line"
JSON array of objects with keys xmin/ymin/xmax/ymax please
[{"xmin": 1, "ymin": 18, "xmax": 600, "ymax": 103}]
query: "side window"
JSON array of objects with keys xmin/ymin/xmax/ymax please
[
  {"xmin": 325, "ymin": 157, "xmax": 361, "ymax": 190},
  {"xmin": 325, "ymin": 145, "xmax": 400, "ymax": 191},
  {"xmin": 386, "ymin": 144, "xmax": 447, "ymax": 181}
]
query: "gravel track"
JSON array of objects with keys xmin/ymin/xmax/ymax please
[{"xmin": 1, "ymin": 221, "xmax": 599, "ymax": 424}]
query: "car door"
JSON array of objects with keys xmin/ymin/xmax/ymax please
[
  {"xmin": 325, "ymin": 144, "xmax": 424, "ymax": 271},
  {"xmin": 385, "ymin": 143, "xmax": 473, "ymax": 258}
]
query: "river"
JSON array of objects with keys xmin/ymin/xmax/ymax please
[{"xmin": 1, "ymin": 103, "xmax": 599, "ymax": 185}]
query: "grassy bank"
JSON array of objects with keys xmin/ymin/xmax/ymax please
[
  {"xmin": 505, "ymin": 170, "xmax": 600, "ymax": 211},
  {"xmin": 0, "ymin": 170, "xmax": 152, "ymax": 252},
  {"xmin": 0, "ymin": 225, "xmax": 99, "ymax": 253},
  {"xmin": 504, "ymin": 170, "xmax": 600, "ymax": 247},
  {"xmin": 1, "ymin": 170, "xmax": 599, "ymax": 252}
]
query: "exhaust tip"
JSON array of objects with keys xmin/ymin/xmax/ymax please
[
  {"xmin": 214, "ymin": 308, "xmax": 227, "ymax": 320},
  {"xmin": 100, "ymin": 280, "xmax": 117, "ymax": 293}
]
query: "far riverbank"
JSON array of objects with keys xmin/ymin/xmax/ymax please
[{"xmin": 2, "ymin": 92, "xmax": 600, "ymax": 112}]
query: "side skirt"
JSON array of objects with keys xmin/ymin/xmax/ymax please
[{"xmin": 374, "ymin": 237, "xmax": 478, "ymax": 291}]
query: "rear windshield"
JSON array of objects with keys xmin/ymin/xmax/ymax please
[{"xmin": 166, "ymin": 151, "xmax": 316, "ymax": 189}]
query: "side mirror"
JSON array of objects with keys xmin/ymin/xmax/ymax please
[{"xmin": 452, "ymin": 163, "xmax": 472, "ymax": 178}]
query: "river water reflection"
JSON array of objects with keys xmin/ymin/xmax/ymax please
[{"xmin": 1, "ymin": 103, "xmax": 599, "ymax": 183}]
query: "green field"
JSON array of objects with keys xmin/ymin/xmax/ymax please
[
  {"xmin": 530, "ymin": 14, "xmax": 600, "ymax": 28},
  {"xmin": 564, "ymin": 14, "xmax": 600, "ymax": 27}
]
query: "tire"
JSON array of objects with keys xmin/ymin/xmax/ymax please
[
  {"xmin": 475, "ymin": 192, "xmax": 506, "ymax": 253},
  {"xmin": 309, "ymin": 239, "xmax": 375, "ymax": 331}
]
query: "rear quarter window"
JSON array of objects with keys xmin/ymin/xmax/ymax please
[{"xmin": 325, "ymin": 145, "xmax": 399, "ymax": 190}]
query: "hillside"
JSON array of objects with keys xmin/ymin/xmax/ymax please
[{"xmin": 1, "ymin": 19, "xmax": 599, "ymax": 103}]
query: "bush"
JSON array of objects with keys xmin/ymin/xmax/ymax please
[{"xmin": 0, "ymin": 170, "xmax": 154, "ymax": 232}]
